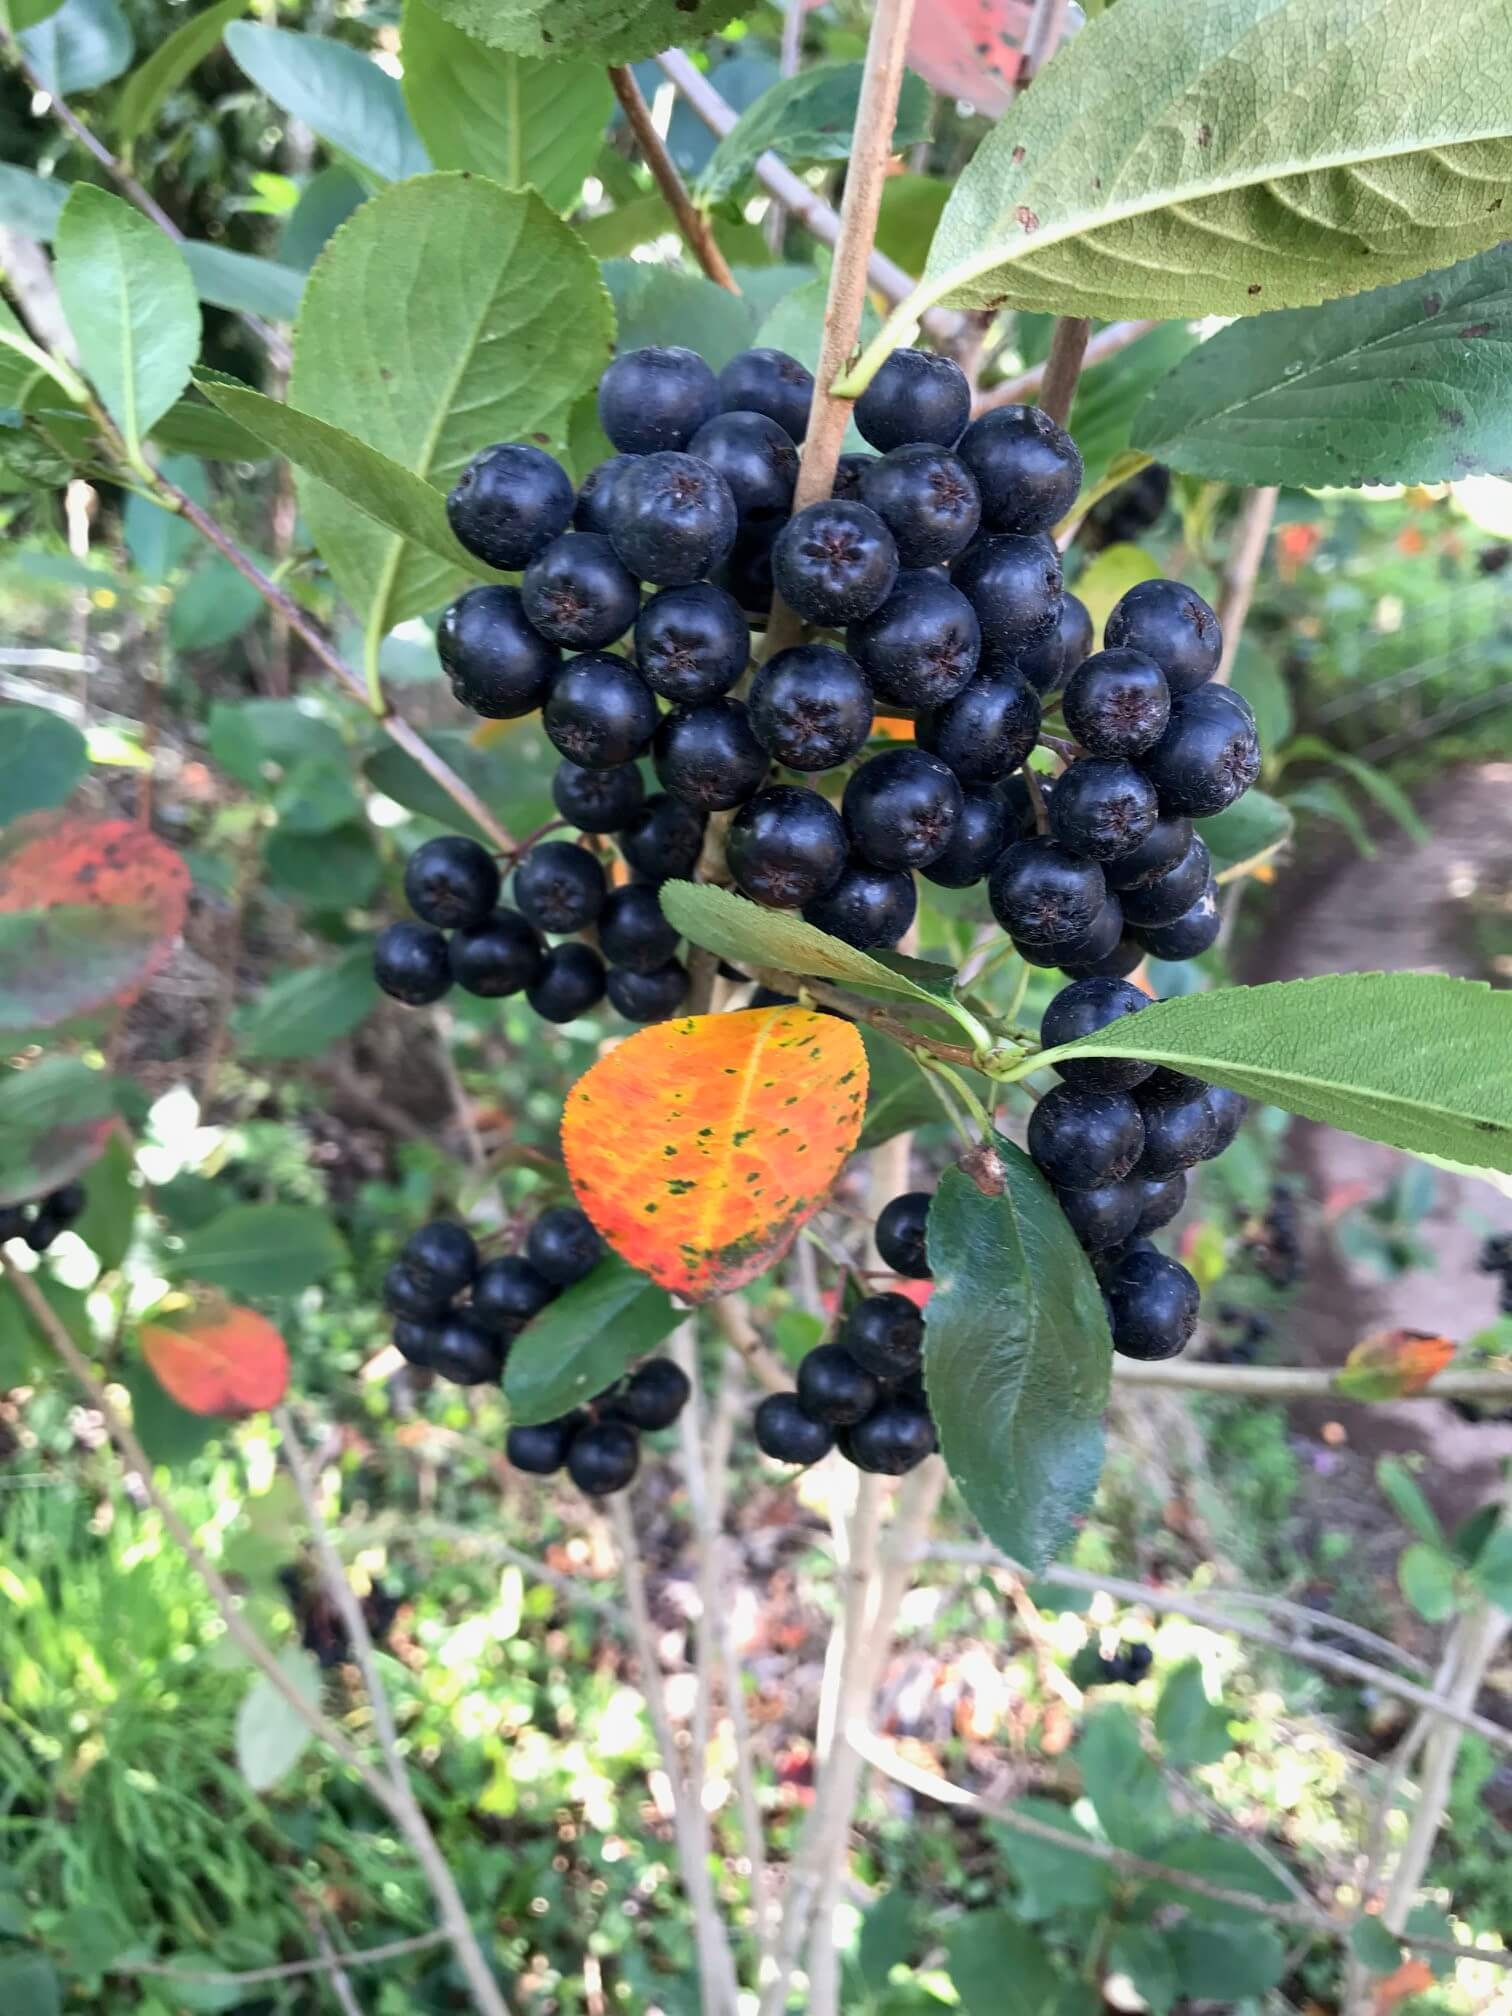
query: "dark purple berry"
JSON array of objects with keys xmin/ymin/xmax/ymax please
[
  {"xmin": 654, "ymin": 699, "xmax": 768, "ymax": 810},
  {"xmin": 918, "ymin": 669, "xmax": 1041, "ymax": 786},
  {"xmin": 393, "ymin": 1318, "xmax": 440, "ymax": 1368},
  {"xmin": 874, "ymin": 1194, "xmax": 932, "ymax": 1280},
  {"xmin": 508, "ymin": 1416, "xmax": 580, "ymax": 1474},
  {"xmin": 1015, "ymin": 591, "xmax": 1093, "ymax": 696},
  {"xmin": 1103, "ymin": 815, "xmax": 1193, "ymax": 892},
  {"xmin": 956, "ymin": 404, "xmax": 1083, "ymax": 536},
  {"xmin": 430, "ymin": 1315, "xmax": 506, "ymax": 1385},
  {"xmin": 404, "ymin": 835, "xmax": 499, "ymax": 930},
  {"xmin": 727, "ymin": 785, "xmax": 848, "ymax": 909},
  {"xmin": 635, "ymin": 582, "xmax": 749, "ymax": 701},
  {"xmin": 1132, "ymin": 878, "xmax": 1220, "ymax": 960},
  {"xmin": 611, "ymin": 1357, "xmax": 691, "ymax": 1430},
  {"xmin": 1106, "ymin": 1247, "xmax": 1200, "ymax": 1360},
  {"xmin": 527, "ymin": 1206, "xmax": 603, "ymax": 1287},
  {"xmin": 748, "ymin": 644, "xmax": 874, "ymax": 772},
  {"xmin": 802, "ymin": 859, "xmax": 916, "ymax": 948},
  {"xmin": 831, "ymin": 452, "xmax": 877, "ymax": 501},
  {"xmin": 1028, "ymin": 1084, "xmax": 1144, "ymax": 1189},
  {"xmin": 1056, "ymin": 1179, "xmax": 1143, "ymax": 1252},
  {"xmin": 438, "ymin": 585, "xmax": 559, "ymax": 719},
  {"xmin": 847, "ymin": 571, "xmax": 981, "ymax": 710},
  {"xmin": 1134, "ymin": 1172, "xmax": 1186, "ymax": 1235},
  {"xmin": 566, "ymin": 1418, "xmax": 640, "ymax": 1494},
  {"xmin": 950, "ymin": 534, "xmax": 1063, "ymax": 664},
  {"xmin": 401, "ymin": 1220, "xmax": 478, "ymax": 1300},
  {"xmin": 717, "ymin": 346, "xmax": 814, "ymax": 440},
  {"xmin": 989, "ymin": 838, "xmax": 1106, "ymax": 949},
  {"xmin": 1118, "ymin": 838, "xmax": 1212, "ymax": 926},
  {"xmin": 688, "ymin": 409, "xmax": 799, "ymax": 526},
  {"xmin": 513, "ymin": 841, "xmax": 606, "ymax": 935},
  {"xmin": 610, "ymin": 450, "xmax": 738, "ymax": 586},
  {"xmin": 772, "ymin": 500, "xmax": 899, "ymax": 625},
  {"xmin": 1205, "ymin": 1084, "xmax": 1248, "ymax": 1156},
  {"xmin": 854, "ymin": 348, "xmax": 970, "ymax": 453},
  {"xmin": 448, "ymin": 909, "xmax": 545, "ymax": 998},
  {"xmin": 384, "ymin": 1261, "xmax": 451, "ymax": 1321},
  {"xmin": 598, "ymin": 345, "xmax": 719, "ymax": 456},
  {"xmin": 446, "ymin": 442, "xmax": 573, "ymax": 571},
  {"xmin": 1041, "ymin": 976, "xmax": 1154, "ymax": 1090},
  {"xmin": 859, "ymin": 443, "xmax": 981, "ymax": 567},
  {"xmin": 1135, "ymin": 1077, "xmax": 1219, "ymax": 1178},
  {"xmin": 574, "ymin": 454, "xmax": 640, "ymax": 535},
  {"xmin": 618, "ymin": 793, "xmax": 706, "ymax": 883},
  {"xmin": 543, "ymin": 653, "xmax": 658, "ymax": 769},
  {"xmin": 755, "ymin": 1392, "xmax": 834, "ymax": 1465},
  {"xmin": 552, "ymin": 758, "xmax": 644, "ymax": 833},
  {"xmin": 522, "ymin": 531, "xmax": 639, "ymax": 650},
  {"xmin": 1063, "ymin": 650, "xmax": 1170, "ymax": 758},
  {"xmin": 846, "ymin": 1401, "xmax": 937, "ymax": 1474},
  {"xmin": 842, "ymin": 747, "xmax": 964, "ymax": 870},
  {"xmin": 528, "ymin": 942, "xmax": 607, "ymax": 1021},
  {"xmin": 606, "ymin": 959, "xmax": 689, "ymax": 1022},
  {"xmin": 1141, "ymin": 686, "xmax": 1260, "ymax": 817},
  {"xmin": 599, "ymin": 883, "xmax": 681, "ymax": 973},
  {"xmin": 1048, "ymin": 758, "xmax": 1159, "ymax": 862},
  {"xmin": 1105, "ymin": 579, "xmax": 1221, "ymax": 694},
  {"xmin": 473, "ymin": 1254, "xmax": 557, "ymax": 1329},
  {"xmin": 921, "ymin": 786, "xmax": 1008, "ymax": 889},
  {"xmin": 374, "ymin": 921, "xmax": 451, "ymax": 1006},
  {"xmin": 797, "ymin": 1343, "xmax": 880, "ymax": 1425}
]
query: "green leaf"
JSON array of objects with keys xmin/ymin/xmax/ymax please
[
  {"xmin": 148, "ymin": 395, "xmax": 268, "ymax": 462},
  {"xmin": 1134, "ymin": 244, "xmax": 1512, "ymax": 487},
  {"xmin": 4, "ymin": 0, "xmax": 65, "ymax": 27},
  {"xmin": 986, "ymin": 1799, "xmax": 1114, "ymax": 1920},
  {"xmin": 123, "ymin": 453, "xmax": 206, "ymax": 582},
  {"xmin": 1108, "ymin": 1928, "xmax": 1177, "ymax": 2016},
  {"xmin": 1166, "ymin": 1922, "xmax": 1287, "ymax": 2001},
  {"xmin": 923, "ymin": 1133, "xmax": 1111, "ymax": 1571},
  {"xmin": 754, "ymin": 275, "xmax": 882, "ymax": 450},
  {"xmin": 946, "ymin": 1912, "xmax": 1067, "ymax": 2015},
  {"xmin": 54, "ymin": 185, "xmax": 199, "ymax": 455},
  {"xmin": 279, "ymin": 167, "xmax": 368, "ymax": 270},
  {"xmin": 1284, "ymin": 736, "xmax": 1430, "ymax": 845},
  {"xmin": 1134, "ymin": 1831, "xmax": 1294, "ymax": 1921},
  {"xmin": 169, "ymin": 559, "xmax": 264, "ymax": 651},
  {"xmin": 1030, "ymin": 974, "xmax": 1512, "ymax": 1175},
  {"xmin": 1399, "ymin": 1540, "xmax": 1459, "ymax": 1621},
  {"xmin": 1071, "ymin": 540, "xmax": 1159, "ymax": 639},
  {"xmin": 0, "ymin": 704, "xmax": 86, "ymax": 821},
  {"xmin": 876, "ymin": 173, "xmax": 950, "ymax": 276},
  {"xmin": 72, "ymin": 1130, "xmax": 136, "ymax": 1269},
  {"xmin": 122, "ymin": 1360, "xmax": 215, "ymax": 1464},
  {"xmin": 1377, "ymin": 1453, "xmax": 1445, "ymax": 1545},
  {"xmin": 0, "ymin": 1951, "xmax": 61, "ymax": 2016},
  {"xmin": 419, "ymin": 0, "xmax": 744, "ymax": 65},
  {"xmin": 235, "ymin": 949, "xmax": 379, "ymax": 1060},
  {"xmin": 1068, "ymin": 321, "xmax": 1197, "ymax": 498},
  {"xmin": 182, "ymin": 243, "xmax": 305, "ymax": 324},
  {"xmin": 400, "ymin": 3, "xmax": 611, "ymax": 212},
  {"xmin": 602, "ymin": 259, "xmax": 752, "ymax": 371},
  {"xmin": 1350, "ymin": 1916, "xmax": 1405, "ymax": 1974},
  {"xmin": 856, "ymin": 1891, "xmax": 918, "ymax": 1993},
  {"xmin": 504, "ymin": 1255, "xmax": 680, "ymax": 1424},
  {"xmin": 1196, "ymin": 790, "xmax": 1293, "ymax": 874},
  {"xmin": 1154, "ymin": 1658, "xmax": 1232, "ymax": 1767},
  {"xmin": 224, "ymin": 22, "xmax": 429, "ymax": 184},
  {"xmin": 287, "ymin": 174, "xmax": 611, "ymax": 632},
  {"xmin": 1076, "ymin": 1705, "xmax": 1172, "ymax": 1853},
  {"xmin": 0, "ymin": 1270, "xmax": 90, "ymax": 1386},
  {"xmin": 698, "ymin": 65, "xmax": 930, "ymax": 208},
  {"xmin": 364, "ymin": 720, "xmax": 556, "ymax": 844},
  {"xmin": 858, "ymin": 1027, "xmax": 957, "ymax": 1150},
  {"xmin": 195, "ymin": 376, "xmax": 493, "ymax": 592},
  {"xmin": 175, "ymin": 1204, "xmax": 348, "ymax": 1298},
  {"xmin": 0, "ymin": 292, "xmax": 67, "ymax": 416},
  {"xmin": 20, "ymin": 0, "xmax": 131, "ymax": 95},
  {"xmin": 116, "ymin": 0, "xmax": 248, "ymax": 147},
  {"xmin": 207, "ymin": 697, "xmax": 347, "ymax": 788},
  {"xmin": 234, "ymin": 1648, "xmax": 321, "ymax": 1791},
  {"xmin": 1470, "ymin": 1527, "xmax": 1512, "ymax": 1610},
  {"xmin": 264, "ymin": 826, "xmax": 381, "ymax": 910},
  {"xmin": 904, "ymin": 0, "xmax": 1512, "ymax": 328},
  {"xmin": 1228, "ymin": 643, "xmax": 1294, "ymax": 751},
  {"xmin": 0, "ymin": 163, "xmax": 67, "ymax": 241}
]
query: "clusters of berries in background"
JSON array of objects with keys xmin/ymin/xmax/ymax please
[
  {"xmin": 1478, "ymin": 1232, "xmax": 1512, "ymax": 1317},
  {"xmin": 0, "ymin": 1182, "xmax": 86, "ymax": 1254},
  {"xmin": 1071, "ymin": 1638, "xmax": 1154, "ymax": 1688}
]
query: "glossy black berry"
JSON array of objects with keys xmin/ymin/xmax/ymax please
[
  {"xmin": 1132, "ymin": 878, "xmax": 1220, "ymax": 960},
  {"xmin": 688, "ymin": 410, "xmax": 799, "ymax": 526},
  {"xmin": 1002, "ymin": 771, "xmax": 1053, "ymax": 840},
  {"xmin": 574, "ymin": 454, "xmax": 640, "ymax": 536},
  {"xmin": 956, "ymin": 404, "xmax": 1083, "ymax": 536},
  {"xmin": 448, "ymin": 909, "xmax": 545, "ymax": 998},
  {"xmin": 854, "ymin": 348, "xmax": 970, "ymax": 452},
  {"xmin": 507, "ymin": 1416, "xmax": 580, "ymax": 1475},
  {"xmin": 1063, "ymin": 650, "xmax": 1171, "ymax": 758},
  {"xmin": 1105, "ymin": 578, "xmax": 1221, "ymax": 694},
  {"xmin": 1118, "ymin": 837, "xmax": 1212, "ymax": 927},
  {"xmin": 1028, "ymin": 1083, "xmax": 1145, "ymax": 1190},
  {"xmin": 1134, "ymin": 1172, "xmax": 1186, "ymax": 1235},
  {"xmin": 543, "ymin": 653, "xmax": 658, "ymax": 770},
  {"xmin": 918, "ymin": 669, "xmax": 1041, "ymax": 786},
  {"xmin": 1061, "ymin": 933, "xmax": 1146, "ymax": 983},
  {"xmin": 635, "ymin": 582, "xmax": 750, "ymax": 702},
  {"xmin": 598, "ymin": 882, "xmax": 680, "ymax": 973},
  {"xmin": 473, "ymin": 1254, "xmax": 558, "ymax": 1330},
  {"xmin": 772, "ymin": 500, "xmax": 899, "ymax": 626},
  {"xmin": 846, "ymin": 1401, "xmax": 937, "ymax": 1474},
  {"xmin": 527, "ymin": 942, "xmax": 607, "ymax": 1022},
  {"xmin": 1106, "ymin": 1247, "xmax": 1199, "ymax": 1360},
  {"xmin": 45, "ymin": 1181, "xmax": 86, "ymax": 1225},
  {"xmin": 401, "ymin": 1220, "xmax": 478, "ymax": 1301},
  {"xmin": 654, "ymin": 700, "xmax": 768, "ymax": 810},
  {"xmin": 859, "ymin": 443, "xmax": 981, "ymax": 567},
  {"xmin": 612, "ymin": 1357, "xmax": 691, "ymax": 1430},
  {"xmin": 1048, "ymin": 758, "xmax": 1159, "ymax": 862},
  {"xmin": 1103, "ymin": 815, "xmax": 1194, "ymax": 892},
  {"xmin": 1206, "ymin": 1084, "xmax": 1248, "ymax": 1156},
  {"xmin": 797, "ymin": 1343, "xmax": 881, "ymax": 1425},
  {"xmin": 727, "ymin": 785, "xmax": 848, "ymax": 909},
  {"xmin": 374, "ymin": 922, "xmax": 452, "ymax": 1006},
  {"xmin": 606, "ymin": 959, "xmax": 689, "ymax": 1022},
  {"xmin": 989, "ymin": 838, "xmax": 1106, "ymax": 950},
  {"xmin": 446, "ymin": 442, "xmax": 573, "ymax": 571},
  {"xmin": 552, "ymin": 758, "xmax": 644, "ymax": 833},
  {"xmin": 875, "ymin": 1194, "xmax": 932, "ymax": 1280},
  {"xmin": 430, "ymin": 1314, "xmax": 506, "ymax": 1386},
  {"xmin": 384, "ymin": 1261, "xmax": 451, "ymax": 1321},
  {"xmin": 598, "ymin": 344, "xmax": 719, "ymax": 456},
  {"xmin": 803, "ymin": 859, "xmax": 916, "ymax": 948},
  {"xmin": 843, "ymin": 748, "xmax": 963, "ymax": 870},
  {"xmin": 527, "ymin": 1205, "xmax": 603, "ymax": 1287},
  {"xmin": 513, "ymin": 841, "xmax": 606, "ymax": 936},
  {"xmin": 404, "ymin": 835, "xmax": 500, "ymax": 931},
  {"xmin": 950, "ymin": 534, "xmax": 1063, "ymax": 664},
  {"xmin": 748, "ymin": 645, "xmax": 874, "ymax": 772},
  {"xmin": 712, "ymin": 522, "xmax": 780, "ymax": 615},
  {"xmin": 718, "ymin": 345, "xmax": 814, "ymax": 440},
  {"xmin": 754, "ymin": 1392, "xmax": 835, "ymax": 1465},
  {"xmin": 1135, "ymin": 1077, "xmax": 1219, "ymax": 1178},
  {"xmin": 1047, "ymin": 894, "xmax": 1127, "ymax": 973},
  {"xmin": 1141, "ymin": 686, "xmax": 1261, "ymax": 817},
  {"xmin": 831, "ymin": 452, "xmax": 878, "ymax": 501},
  {"xmin": 1015, "ymin": 591, "xmax": 1093, "ymax": 696},
  {"xmin": 618, "ymin": 793, "xmax": 707, "ymax": 883},
  {"xmin": 392, "ymin": 1318, "xmax": 439, "ymax": 1368},
  {"xmin": 847, "ymin": 571, "xmax": 981, "ymax": 710},
  {"xmin": 566, "ymin": 1418, "xmax": 641, "ymax": 1495},
  {"xmin": 610, "ymin": 451, "xmax": 738, "ymax": 587},
  {"xmin": 438, "ymin": 585, "xmax": 560, "ymax": 720},
  {"xmin": 521, "ymin": 531, "xmax": 639, "ymax": 650},
  {"xmin": 921, "ymin": 787, "xmax": 1008, "ymax": 889},
  {"xmin": 1056, "ymin": 1179, "xmax": 1143, "ymax": 1253},
  {"xmin": 1041, "ymin": 976, "xmax": 1154, "ymax": 1091}
]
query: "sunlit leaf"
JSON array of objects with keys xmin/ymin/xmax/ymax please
[{"xmin": 139, "ymin": 1299, "xmax": 291, "ymax": 1416}]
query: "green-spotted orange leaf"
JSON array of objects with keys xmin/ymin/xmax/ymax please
[
  {"xmin": 1335, "ymin": 1328, "xmax": 1455, "ymax": 1401},
  {"xmin": 562, "ymin": 1006, "xmax": 868, "ymax": 1301},
  {"xmin": 0, "ymin": 814, "xmax": 190, "ymax": 1032},
  {"xmin": 139, "ymin": 1300, "xmax": 290, "ymax": 1416}
]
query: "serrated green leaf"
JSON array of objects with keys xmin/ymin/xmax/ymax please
[
  {"xmin": 234, "ymin": 1648, "xmax": 321, "ymax": 1790},
  {"xmin": 364, "ymin": 720, "xmax": 556, "ymax": 843},
  {"xmin": 1377, "ymin": 1453, "xmax": 1445, "ymax": 1545},
  {"xmin": 697, "ymin": 65, "xmax": 930, "ymax": 208},
  {"xmin": 265, "ymin": 826, "xmax": 381, "ymax": 910},
  {"xmin": 1030, "ymin": 973, "xmax": 1512, "ymax": 1174},
  {"xmin": 1134, "ymin": 1831, "xmax": 1294, "ymax": 1921},
  {"xmin": 400, "ymin": 2, "xmax": 611, "ymax": 212},
  {"xmin": 207, "ymin": 697, "xmax": 347, "ymax": 788},
  {"xmin": 236, "ymin": 948, "xmax": 379, "ymax": 1060},
  {"xmin": 986, "ymin": 1800, "xmax": 1114, "ymax": 1920},
  {"xmin": 1399, "ymin": 1540, "xmax": 1459, "ymax": 1620},
  {"xmin": 149, "ymin": 395, "xmax": 268, "ymax": 462},
  {"xmin": 1076, "ymin": 1705, "xmax": 1173, "ymax": 1852},
  {"xmin": 876, "ymin": 173, "xmax": 950, "ymax": 276},
  {"xmin": 897, "ymin": 0, "xmax": 1512, "ymax": 331},
  {"xmin": 1153, "ymin": 1658, "xmax": 1232, "ymax": 1766},
  {"xmin": 1068, "ymin": 321, "xmax": 1197, "ymax": 498},
  {"xmin": 602, "ymin": 258, "xmax": 753, "ymax": 371},
  {"xmin": 116, "ymin": 0, "xmax": 248, "ymax": 147},
  {"xmin": 1470, "ymin": 1527, "xmax": 1512, "ymax": 1609},
  {"xmin": 0, "ymin": 163, "xmax": 67, "ymax": 242},
  {"xmin": 1108, "ymin": 1928, "xmax": 1177, "ymax": 2016},
  {"xmin": 504, "ymin": 1255, "xmax": 680, "ymax": 1423},
  {"xmin": 54, "ymin": 185, "xmax": 199, "ymax": 455},
  {"xmin": 858, "ymin": 1026, "xmax": 961, "ymax": 1149},
  {"xmin": 1349, "ymin": 1915, "xmax": 1405, "ymax": 1973},
  {"xmin": 169, "ymin": 559, "xmax": 263, "ymax": 651},
  {"xmin": 946, "ymin": 1911, "xmax": 1067, "ymax": 2015},
  {"xmin": 1197, "ymin": 789, "xmax": 1293, "ymax": 874},
  {"xmin": 923, "ymin": 1134, "xmax": 1111, "ymax": 1571},
  {"xmin": 1134, "ymin": 244, "xmax": 1512, "ymax": 486},
  {"xmin": 0, "ymin": 704, "xmax": 86, "ymax": 821},
  {"xmin": 0, "ymin": 1951, "xmax": 61, "ymax": 2016},
  {"xmin": 420, "ymin": 0, "xmax": 744, "ymax": 65},
  {"xmin": 20, "ymin": 0, "xmax": 131, "ymax": 95},
  {"xmin": 182, "ymin": 243, "xmax": 304, "ymax": 323},
  {"xmin": 287, "ymin": 174, "xmax": 611, "ymax": 632},
  {"xmin": 175, "ymin": 1204, "xmax": 348, "ymax": 1298},
  {"xmin": 1167, "ymin": 1922, "xmax": 1287, "ymax": 1999},
  {"xmin": 225, "ymin": 22, "xmax": 429, "ymax": 184},
  {"xmin": 123, "ymin": 453, "xmax": 206, "ymax": 582}
]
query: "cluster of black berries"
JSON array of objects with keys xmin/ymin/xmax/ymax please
[
  {"xmin": 505, "ymin": 1355, "xmax": 692, "ymax": 1497},
  {"xmin": 1208, "ymin": 1303, "xmax": 1273, "ymax": 1366},
  {"xmin": 1241, "ymin": 1185, "xmax": 1304, "ymax": 1289},
  {"xmin": 755, "ymin": 1191, "xmax": 937, "ymax": 1474},
  {"xmin": 1074, "ymin": 1639, "xmax": 1154, "ymax": 1687},
  {"xmin": 1030, "ymin": 975, "xmax": 1246, "ymax": 1360},
  {"xmin": 1478, "ymin": 1233, "xmax": 1512, "ymax": 1315},
  {"xmin": 0, "ymin": 1182, "xmax": 85, "ymax": 1253}
]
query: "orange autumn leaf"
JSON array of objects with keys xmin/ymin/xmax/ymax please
[
  {"xmin": 140, "ymin": 1302, "xmax": 291, "ymax": 1416},
  {"xmin": 1372, "ymin": 1959, "xmax": 1433, "ymax": 2012},
  {"xmin": 563, "ymin": 1006, "xmax": 868, "ymax": 1300},
  {"xmin": 872, "ymin": 716, "xmax": 917, "ymax": 741},
  {"xmin": 1336, "ymin": 1329, "xmax": 1455, "ymax": 1401}
]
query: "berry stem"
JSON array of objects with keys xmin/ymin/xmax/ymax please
[
  {"xmin": 1036, "ymin": 316, "xmax": 1092, "ymax": 429},
  {"xmin": 916, "ymin": 1052, "xmax": 995, "ymax": 1144},
  {"xmin": 606, "ymin": 65, "xmax": 741, "ymax": 296},
  {"xmin": 1023, "ymin": 765, "xmax": 1052, "ymax": 834}
]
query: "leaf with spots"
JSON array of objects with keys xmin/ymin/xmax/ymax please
[
  {"xmin": 0, "ymin": 814, "xmax": 190, "ymax": 1033},
  {"xmin": 139, "ymin": 1298, "xmax": 291, "ymax": 1417},
  {"xmin": 1336, "ymin": 1328, "xmax": 1456, "ymax": 1400},
  {"xmin": 562, "ymin": 1006, "xmax": 869, "ymax": 1301},
  {"xmin": 504, "ymin": 1254, "xmax": 680, "ymax": 1424},
  {"xmin": 0, "ymin": 1058, "xmax": 120, "ymax": 1210}
]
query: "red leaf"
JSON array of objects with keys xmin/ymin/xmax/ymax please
[
  {"xmin": 1336, "ymin": 1329, "xmax": 1456, "ymax": 1401},
  {"xmin": 140, "ymin": 1301, "xmax": 290, "ymax": 1417},
  {"xmin": 0, "ymin": 814, "xmax": 190, "ymax": 1032},
  {"xmin": 908, "ymin": 0, "xmax": 1037, "ymax": 119}
]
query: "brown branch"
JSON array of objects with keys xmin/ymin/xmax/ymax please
[
  {"xmin": 120, "ymin": 1930, "xmax": 453, "ymax": 1990},
  {"xmin": 1216, "ymin": 484, "xmax": 1280, "ymax": 684},
  {"xmin": 1112, "ymin": 1356, "xmax": 1512, "ymax": 1403},
  {"xmin": 711, "ymin": 1293, "xmax": 790, "ymax": 1396},
  {"xmin": 606, "ymin": 66, "xmax": 740, "ymax": 295},
  {"xmin": 1036, "ymin": 316, "xmax": 1091, "ymax": 429},
  {"xmin": 973, "ymin": 320, "xmax": 1157, "ymax": 415}
]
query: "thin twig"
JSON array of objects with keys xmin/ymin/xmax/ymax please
[
  {"xmin": 1036, "ymin": 316, "xmax": 1091, "ymax": 429},
  {"xmin": 973, "ymin": 320, "xmax": 1156, "ymax": 415},
  {"xmin": 1112, "ymin": 1357, "xmax": 1512, "ymax": 1402},
  {"xmin": 606, "ymin": 66, "xmax": 739, "ymax": 294},
  {"xmin": 1216, "ymin": 484, "xmax": 1280, "ymax": 684},
  {"xmin": 712, "ymin": 1293, "xmax": 790, "ymax": 1397},
  {"xmin": 764, "ymin": 0, "xmax": 807, "ymax": 253},
  {"xmin": 119, "ymin": 1930, "xmax": 452, "ymax": 1990},
  {"xmin": 313, "ymin": 1923, "xmax": 366, "ymax": 2016}
]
